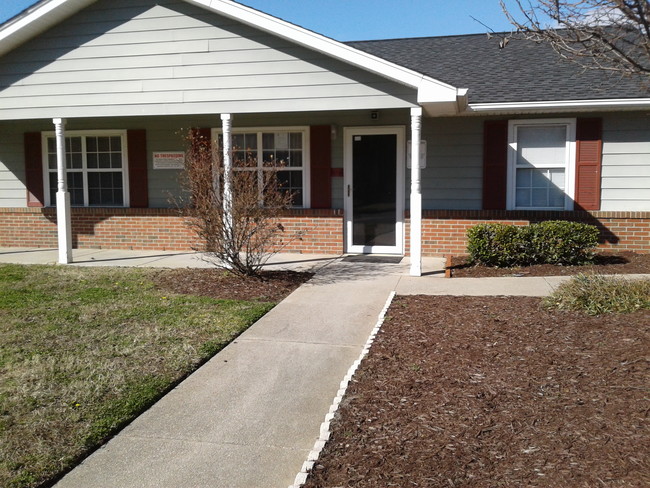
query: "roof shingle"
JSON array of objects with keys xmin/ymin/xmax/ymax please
[{"xmin": 347, "ymin": 34, "xmax": 649, "ymax": 104}]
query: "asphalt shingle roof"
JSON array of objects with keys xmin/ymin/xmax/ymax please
[{"xmin": 347, "ymin": 34, "xmax": 649, "ymax": 104}]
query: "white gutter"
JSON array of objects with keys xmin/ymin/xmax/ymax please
[{"xmin": 468, "ymin": 98, "xmax": 650, "ymax": 114}]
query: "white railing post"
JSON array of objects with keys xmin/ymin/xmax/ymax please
[
  {"xmin": 54, "ymin": 118, "xmax": 72, "ymax": 264},
  {"xmin": 409, "ymin": 107, "xmax": 423, "ymax": 277}
]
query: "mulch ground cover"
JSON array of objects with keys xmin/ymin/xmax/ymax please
[
  {"xmin": 450, "ymin": 251, "xmax": 650, "ymax": 278},
  {"xmin": 304, "ymin": 295, "xmax": 650, "ymax": 488},
  {"xmin": 153, "ymin": 269, "xmax": 313, "ymax": 302}
]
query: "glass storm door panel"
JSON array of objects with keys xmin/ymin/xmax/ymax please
[{"xmin": 345, "ymin": 128, "xmax": 404, "ymax": 255}]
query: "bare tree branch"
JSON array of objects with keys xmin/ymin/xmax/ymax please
[{"xmin": 501, "ymin": 0, "xmax": 650, "ymax": 76}]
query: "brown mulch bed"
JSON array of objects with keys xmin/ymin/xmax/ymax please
[
  {"xmin": 153, "ymin": 269, "xmax": 313, "ymax": 302},
  {"xmin": 450, "ymin": 251, "xmax": 650, "ymax": 278},
  {"xmin": 304, "ymin": 295, "xmax": 650, "ymax": 488}
]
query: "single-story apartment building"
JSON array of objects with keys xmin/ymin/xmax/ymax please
[{"xmin": 0, "ymin": 0, "xmax": 648, "ymax": 275}]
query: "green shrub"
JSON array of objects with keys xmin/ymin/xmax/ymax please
[
  {"xmin": 467, "ymin": 221, "xmax": 599, "ymax": 267},
  {"xmin": 544, "ymin": 274, "xmax": 650, "ymax": 315},
  {"xmin": 466, "ymin": 223, "xmax": 526, "ymax": 267}
]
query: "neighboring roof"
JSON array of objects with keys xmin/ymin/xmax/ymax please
[{"xmin": 347, "ymin": 34, "xmax": 650, "ymax": 105}]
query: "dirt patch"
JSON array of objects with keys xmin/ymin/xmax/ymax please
[
  {"xmin": 304, "ymin": 295, "xmax": 650, "ymax": 488},
  {"xmin": 450, "ymin": 251, "xmax": 650, "ymax": 278},
  {"xmin": 153, "ymin": 269, "xmax": 313, "ymax": 302}
]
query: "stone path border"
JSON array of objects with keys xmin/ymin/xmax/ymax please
[{"xmin": 289, "ymin": 291, "xmax": 397, "ymax": 488}]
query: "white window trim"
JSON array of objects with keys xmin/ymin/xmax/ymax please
[
  {"xmin": 211, "ymin": 126, "xmax": 311, "ymax": 208},
  {"xmin": 506, "ymin": 118, "xmax": 576, "ymax": 211},
  {"xmin": 41, "ymin": 129, "xmax": 130, "ymax": 207}
]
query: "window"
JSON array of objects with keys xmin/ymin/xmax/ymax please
[
  {"xmin": 507, "ymin": 119, "xmax": 576, "ymax": 210},
  {"xmin": 43, "ymin": 131, "xmax": 129, "ymax": 207},
  {"xmin": 216, "ymin": 127, "xmax": 309, "ymax": 207}
]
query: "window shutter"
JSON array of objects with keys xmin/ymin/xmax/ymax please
[
  {"xmin": 482, "ymin": 120, "xmax": 508, "ymax": 210},
  {"xmin": 575, "ymin": 118, "xmax": 602, "ymax": 211},
  {"xmin": 24, "ymin": 132, "xmax": 44, "ymax": 207},
  {"xmin": 310, "ymin": 125, "xmax": 332, "ymax": 209},
  {"xmin": 127, "ymin": 129, "xmax": 148, "ymax": 208}
]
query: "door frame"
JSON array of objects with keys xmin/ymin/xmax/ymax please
[{"xmin": 343, "ymin": 126, "xmax": 405, "ymax": 255}]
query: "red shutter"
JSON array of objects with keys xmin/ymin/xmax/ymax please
[
  {"xmin": 24, "ymin": 132, "xmax": 45, "ymax": 207},
  {"xmin": 482, "ymin": 120, "xmax": 508, "ymax": 210},
  {"xmin": 575, "ymin": 118, "xmax": 602, "ymax": 211},
  {"xmin": 310, "ymin": 125, "xmax": 332, "ymax": 209},
  {"xmin": 127, "ymin": 129, "xmax": 148, "ymax": 208}
]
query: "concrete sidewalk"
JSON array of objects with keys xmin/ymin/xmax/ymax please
[
  {"xmin": 49, "ymin": 256, "xmax": 428, "ymax": 488},
  {"xmin": 2, "ymin": 247, "xmax": 578, "ymax": 487}
]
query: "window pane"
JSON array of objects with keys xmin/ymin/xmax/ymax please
[
  {"xmin": 87, "ymin": 137, "xmax": 97, "ymax": 152},
  {"xmin": 88, "ymin": 171, "xmax": 123, "ymax": 206},
  {"xmin": 98, "ymin": 137, "xmax": 110, "ymax": 152},
  {"xmin": 289, "ymin": 132, "xmax": 302, "ymax": 150},
  {"xmin": 87, "ymin": 153, "xmax": 98, "ymax": 169},
  {"xmin": 68, "ymin": 172, "xmax": 84, "ymax": 206},
  {"xmin": 98, "ymin": 153, "xmax": 111, "ymax": 168},
  {"xmin": 516, "ymin": 168, "xmax": 532, "ymax": 189},
  {"xmin": 517, "ymin": 126, "xmax": 566, "ymax": 167},
  {"xmin": 288, "ymin": 150, "xmax": 303, "ymax": 167},
  {"xmin": 111, "ymin": 153, "xmax": 123, "ymax": 168},
  {"xmin": 276, "ymin": 169, "xmax": 302, "ymax": 206},
  {"xmin": 516, "ymin": 188, "xmax": 531, "ymax": 207},
  {"xmin": 110, "ymin": 136, "xmax": 121, "ymax": 151}
]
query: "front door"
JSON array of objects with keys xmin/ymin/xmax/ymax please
[{"xmin": 344, "ymin": 127, "xmax": 404, "ymax": 254}]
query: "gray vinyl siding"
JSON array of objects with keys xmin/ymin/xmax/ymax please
[
  {"xmin": 601, "ymin": 113, "xmax": 650, "ymax": 211},
  {"xmin": 412, "ymin": 117, "xmax": 484, "ymax": 210},
  {"xmin": 0, "ymin": 0, "xmax": 417, "ymax": 121}
]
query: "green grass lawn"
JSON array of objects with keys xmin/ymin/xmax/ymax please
[{"xmin": 0, "ymin": 264, "xmax": 274, "ymax": 488}]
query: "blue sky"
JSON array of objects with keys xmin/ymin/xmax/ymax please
[{"xmin": 0, "ymin": 0, "xmax": 517, "ymax": 40}]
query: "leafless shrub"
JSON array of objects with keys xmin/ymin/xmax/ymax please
[{"xmin": 176, "ymin": 129, "xmax": 302, "ymax": 277}]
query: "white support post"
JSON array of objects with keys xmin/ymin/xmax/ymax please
[
  {"xmin": 409, "ymin": 107, "xmax": 423, "ymax": 277},
  {"xmin": 220, "ymin": 113, "xmax": 233, "ymax": 238},
  {"xmin": 54, "ymin": 118, "xmax": 72, "ymax": 264}
]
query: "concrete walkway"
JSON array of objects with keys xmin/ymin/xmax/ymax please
[{"xmin": 1, "ymin": 248, "xmax": 576, "ymax": 487}]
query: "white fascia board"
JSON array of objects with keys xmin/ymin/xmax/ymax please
[
  {"xmin": 188, "ymin": 0, "xmax": 460, "ymax": 104},
  {"xmin": 0, "ymin": 0, "xmax": 97, "ymax": 57},
  {"xmin": 467, "ymin": 98, "xmax": 650, "ymax": 114}
]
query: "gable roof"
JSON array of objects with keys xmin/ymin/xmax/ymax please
[
  {"xmin": 1, "ymin": 1, "xmax": 648, "ymax": 116},
  {"xmin": 348, "ymin": 34, "xmax": 650, "ymax": 110},
  {"xmin": 0, "ymin": 0, "xmax": 465, "ymax": 115}
]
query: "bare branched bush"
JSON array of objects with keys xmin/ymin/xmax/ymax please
[
  {"xmin": 177, "ymin": 129, "xmax": 300, "ymax": 277},
  {"xmin": 501, "ymin": 0, "xmax": 650, "ymax": 77}
]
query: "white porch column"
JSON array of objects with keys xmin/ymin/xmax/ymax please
[
  {"xmin": 54, "ymin": 118, "xmax": 72, "ymax": 264},
  {"xmin": 220, "ymin": 113, "xmax": 233, "ymax": 234},
  {"xmin": 409, "ymin": 107, "xmax": 423, "ymax": 277}
]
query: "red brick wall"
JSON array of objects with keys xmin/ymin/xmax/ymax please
[
  {"xmin": 0, "ymin": 208, "xmax": 344, "ymax": 254},
  {"xmin": 407, "ymin": 210, "xmax": 650, "ymax": 256},
  {"xmin": 1, "ymin": 208, "xmax": 648, "ymax": 256}
]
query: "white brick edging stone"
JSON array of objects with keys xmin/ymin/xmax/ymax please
[{"xmin": 289, "ymin": 291, "xmax": 397, "ymax": 488}]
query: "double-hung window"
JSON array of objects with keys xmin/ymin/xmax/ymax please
[
  {"xmin": 43, "ymin": 130, "xmax": 129, "ymax": 207},
  {"xmin": 507, "ymin": 119, "xmax": 576, "ymax": 211},
  {"xmin": 216, "ymin": 127, "xmax": 309, "ymax": 207}
]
